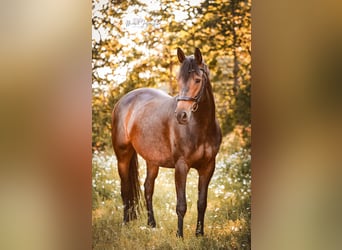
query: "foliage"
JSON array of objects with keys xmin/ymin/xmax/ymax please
[{"xmin": 92, "ymin": 153, "xmax": 119, "ymax": 210}]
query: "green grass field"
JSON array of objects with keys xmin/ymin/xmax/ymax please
[{"xmin": 92, "ymin": 143, "xmax": 250, "ymax": 249}]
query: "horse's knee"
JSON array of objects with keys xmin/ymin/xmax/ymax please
[
  {"xmin": 197, "ymin": 199, "xmax": 207, "ymax": 211},
  {"xmin": 176, "ymin": 203, "xmax": 187, "ymax": 217}
]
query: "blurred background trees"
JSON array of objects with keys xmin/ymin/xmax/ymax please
[{"xmin": 92, "ymin": 0, "xmax": 251, "ymax": 152}]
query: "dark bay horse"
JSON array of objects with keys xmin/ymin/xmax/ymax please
[{"xmin": 111, "ymin": 47, "xmax": 222, "ymax": 237}]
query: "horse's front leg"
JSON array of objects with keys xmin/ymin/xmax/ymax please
[
  {"xmin": 196, "ymin": 160, "xmax": 215, "ymax": 236},
  {"xmin": 175, "ymin": 158, "xmax": 189, "ymax": 238},
  {"xmin": 144, "ymin": 162, "xmax": 159, "ymax": 227}
]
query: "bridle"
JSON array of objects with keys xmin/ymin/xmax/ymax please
[{"xmin": 176, "ymin": 68, "xmax": 208, "ymax": 112}]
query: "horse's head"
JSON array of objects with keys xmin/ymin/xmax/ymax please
[{"xmin": 175, "ymin": 47, "xmax": 209, "ymax": 125}]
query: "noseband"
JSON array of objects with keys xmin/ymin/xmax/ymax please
[{"xmin": 176, "ymin": 68, "xmax": 207, "ymax": 112}]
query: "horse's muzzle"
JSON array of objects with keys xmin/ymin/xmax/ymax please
[{"xmin": 175, "ymin": 110, "xmax": 190, "ymax": 125}]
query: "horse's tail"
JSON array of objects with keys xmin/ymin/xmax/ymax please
[{"xmin": 127, "ymin": 150, "xmax": 141, "ymax": 219}]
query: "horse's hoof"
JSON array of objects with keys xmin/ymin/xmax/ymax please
[
  {"xmin": 195, "ymin": 231, "xmax": 204, "ymax": 237},
  {"xmin": 176, "ymin": 232, "xmax": 184, "ymax": 238},
  {"xmin": 147, "ymin": 220, "xmax": 156, "ymax": 228}
]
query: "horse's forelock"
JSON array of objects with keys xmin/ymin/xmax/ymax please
[{"xmin": 178, "ymin": 57, "xmax": 201, "ymax": 83}]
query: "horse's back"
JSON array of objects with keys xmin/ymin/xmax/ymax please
[
  {"xmin": 119, "ymin": 88, "xmax": 170, "ymax": 106},
  {"xmin": 116, "ymin": 88, "xmax": 171, "ymax": 120}
]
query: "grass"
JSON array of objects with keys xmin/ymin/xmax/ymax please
[{"xmin": 92, "ymin": 147, "xmax": 251, "ymax": 250}]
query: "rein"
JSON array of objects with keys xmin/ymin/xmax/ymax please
[{"xmin": 176, "ymin": 68, "xmax": 208, "ymax": 112}]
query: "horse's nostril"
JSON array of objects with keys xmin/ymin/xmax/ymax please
[{"xmin": 176, "ymin": 111, "xmax": 189, "ymax": 124}]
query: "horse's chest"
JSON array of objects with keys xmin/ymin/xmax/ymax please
[{"xmin": 186, "ymin": 142, "xmax": 215, "ymax": 164}]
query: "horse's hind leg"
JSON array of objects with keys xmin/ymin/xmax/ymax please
[
  {"xmin": 117, "ymin": 155, "xmax": 134, "ymax": 223},
  {"xmin": 116, "ymin": 148, "xmax": 140, "ymax": 223},
  {"xmin": 112, "ymin": 105, "xmax": 141, "ymax": 223},
  {"xmin": 144, "ymin": 162, "xmax": 159, "ymax": 227}
]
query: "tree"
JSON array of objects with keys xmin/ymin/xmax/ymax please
[{"xmin": 191, "ymin": 0, "xmax": 251, "ymax": 135}]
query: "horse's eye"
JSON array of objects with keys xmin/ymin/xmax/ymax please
[{"xmin": 195, "ymin": 79, "xmax": 201, "ymax": 84}]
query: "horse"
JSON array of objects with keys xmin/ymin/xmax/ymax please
[{"xmin": 111, "ymin": 47, "xmax": 222, "ymax": 237}]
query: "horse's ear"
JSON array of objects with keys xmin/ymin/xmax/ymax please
[
  {"xmin": 194, "ymin": 48, "xmax": 203, "ymax": 65},
  {"xmin": 177, "ymin": 47, "xmax": 185, "ymax": 63}
]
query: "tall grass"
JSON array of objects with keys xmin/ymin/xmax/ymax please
[{"xmin": 92, "ymin": 146, "xmax": 250, "ymax": 249}]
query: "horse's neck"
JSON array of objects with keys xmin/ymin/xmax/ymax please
[{"xmin": 195, "ymin": 89, "xmax": 217, "ymax": 128}]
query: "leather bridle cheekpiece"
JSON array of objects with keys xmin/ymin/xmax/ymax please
[{"xmin": 176, "ymin": 68, "xmax": 208, "ymax": 112}]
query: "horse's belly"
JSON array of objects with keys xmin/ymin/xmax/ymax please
[{"xmin": 132, "ymin": 137, "xmax": 174, "ymax": 167}]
